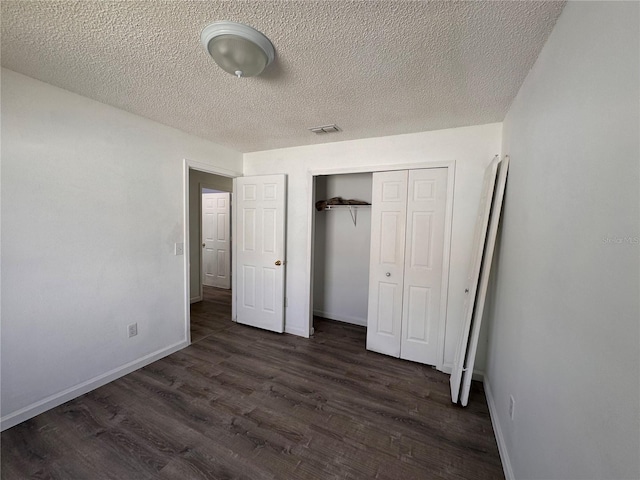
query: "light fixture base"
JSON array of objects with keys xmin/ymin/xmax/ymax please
[{"xmin": 201, "ymin": 21, "xmax": 275, "ymax": 77}]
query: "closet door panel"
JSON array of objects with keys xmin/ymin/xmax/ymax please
[
  {"xmin": 406, "ymin": 285, "xmax": 430, "ymax": 340},
  {"xmin": 366, "ymin": 170, "xmax": 408, "ymax": 358},
  {"xmin": 400, "ymin": 168, "xmax": 448, "ymax": 365}
]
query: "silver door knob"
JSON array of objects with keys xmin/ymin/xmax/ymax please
[{"xmin": 386, "ymin": 272, "xmax": 391, "ymax": 277}]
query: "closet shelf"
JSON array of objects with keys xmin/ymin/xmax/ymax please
[
  {"xmin": 323, "ymin": 204, "xmax": 370, "ymax": 210},
  {"xmin": 322, "ymin": 204, "xmax": 370, "ymax": 226}
]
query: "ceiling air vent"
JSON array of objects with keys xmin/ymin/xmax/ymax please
[{"xmin": 308, "ymin": 124, "xmax": 341, "ymax": 135}]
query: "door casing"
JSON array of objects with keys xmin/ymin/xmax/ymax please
[{"xmin": 183, "ymin": 159, "xmax": 240, "ymax": 345}]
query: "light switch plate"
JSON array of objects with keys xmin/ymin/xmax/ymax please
[{"xmin": 175, "ymin": 242, "xmax": 184, "ymax": 255}]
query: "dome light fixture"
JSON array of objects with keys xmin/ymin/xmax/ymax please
[{"xmin": 201, "ymin": 21, "xmax": 275, "ymax": 78}]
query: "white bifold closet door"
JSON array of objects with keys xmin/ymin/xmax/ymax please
[
  {"xmin": 449, "ymin": 156, "xmax": 500, "ymax": 404},
  {"xmin": 366, "ymin": 168, "xmax": 448, "ymax": 365},
  {"xmin": 366, "ymin": 170, "xmax": 408, "ymax": 358}
]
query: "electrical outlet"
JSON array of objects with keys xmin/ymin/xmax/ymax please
[
  {"xmin": 509, "ymin": 395, "xmax": 515, "ymax": 420},
  {"xmin": 128, "ymin": 323, "xmax": 138, "ymax": 338}
]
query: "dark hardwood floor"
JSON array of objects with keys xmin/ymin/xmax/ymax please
[
  {"xmin": 1, "ymin": 287, "xmax": 504, "ymax": 479},
  {"xmin": 189, "ymin": 286, "xmax": 234, "ymax": 343}
]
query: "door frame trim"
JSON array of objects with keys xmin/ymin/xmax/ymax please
[
  {"xmin": 183, "ymin": 159, "xmax": 240, "ymax": 345},
  {"xmin": 305, "ymin": 160, "xmax": 456, "ymax": 371}
]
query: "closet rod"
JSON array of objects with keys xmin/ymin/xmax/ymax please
[{"xmin": 323, "ymin": 204, "xmax": 370, "ymax": 226}]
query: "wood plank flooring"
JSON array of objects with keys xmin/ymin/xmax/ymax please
[{"xmin": 1, "ymin": 287, "xmax": 504, "ymax": 479}]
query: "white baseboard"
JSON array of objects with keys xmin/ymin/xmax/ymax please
[
  {"xmin": 0, "ymin": 340, "xmax": 189, "ymax": 432},
  {"xmin": 483, "ymin": 376, "xmax": 515, "ymax": 480},
  {"xmin": 190, "ymin": 295, "xmax": 202, "ymax": 303},
  {"xmin": 313, "ymin": 310, "xmax": 367, "ymax": 327}
]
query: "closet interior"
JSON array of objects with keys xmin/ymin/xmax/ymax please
[{"xmin": 313, "ymin": 173, "xmax": 373, "ymax": 329}]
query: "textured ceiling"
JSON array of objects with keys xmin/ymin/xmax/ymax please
[{"xmin": 1, "ymin": 1, "xmax": 565, "ymax": 153}]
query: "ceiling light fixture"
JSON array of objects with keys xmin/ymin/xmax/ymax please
[{"xmin": 201, "ymin": 21, "xmax": 275, "ymax": 78}]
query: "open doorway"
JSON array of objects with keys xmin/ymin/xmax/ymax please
[
  {"xmin": 197, "ymin": 187, "xmax": 232, "ymax": 341},
  {"xmin": 184, "ymin": 161, "xmax": 238, "ymax": 345},
  {"xmin": 188, "ymin": 169, "xmax": 233, "ymax": 302}
]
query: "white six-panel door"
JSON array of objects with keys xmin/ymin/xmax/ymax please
[
  {"xmin": 234, "ymin": 175, "xmax": 286, "ymax": 333},
  {"xmin": 400, "ymin": 168, "xmax": 448, "ymax": 365},
  {"xmin": 366, "ymin": 171, "xmax": 408, "ymax": 357},
  {"xmin": 202, "ymin": 192, "xmax": 231, "ymax": 289},
  {"xmin": 367, "ymin": 168, "xmax": 447, "ymax": 365}
]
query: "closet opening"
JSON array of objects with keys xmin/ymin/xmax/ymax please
[
  {"xmin": 312, "ymin": 173, "xmax": 373, "ymax": 338},
  {"xmin": 306, "ymin": 161, "xmax": 456, "ymax": 371}
]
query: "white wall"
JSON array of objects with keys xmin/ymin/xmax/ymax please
[
  {"xmin": 313, "ymin": 173, "xmax": 372, "ymax": 326},
  {"xmin": 244, "ymin": 123, "xmax": 502, "ymax": 368},
  {"xmin": 188, "ymin": 170, "xmax": 233, "ymax": 301},
  {"xmin": 0, "ymin": 69, "xmax": 242, "ymax": 429},
  {"xmin": 484, "ymin": 3, "xmax": 639, "ymax": 479}
]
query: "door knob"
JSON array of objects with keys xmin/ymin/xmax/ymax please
[
  {"xmin": 386, "ymin": 272, "xmax": 391, "ymax": 277},
  {"xmin": 275, "ymin": 260, "xmax": 282, "ymax": 266},
  {"xmin": 202, "ymin": 243, "xmax": 206, "ymax": 248}
]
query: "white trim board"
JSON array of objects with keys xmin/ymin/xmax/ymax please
[
  {"xmin": 0, "ymin": 340, "xmax": 188, "ymax": 431},
  {"xmin": 483, "ymin": 376, "xmax": 516, "ymax": 480},
  {"xmin": 305, "ymin": 159, "xmax": 456, "ymax": 371},
  {"xmin": 309, "ymin": 160, "xmax": 456, "ymax": 176}
]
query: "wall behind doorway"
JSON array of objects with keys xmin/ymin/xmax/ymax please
[{"xmin": 188, "ymin": 170, "xmax": 232, "ymax": 302}]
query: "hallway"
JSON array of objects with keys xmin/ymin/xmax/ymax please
[{"xmin": 190, "ymin": 286, "xmax": 232, "ymax": 343}]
